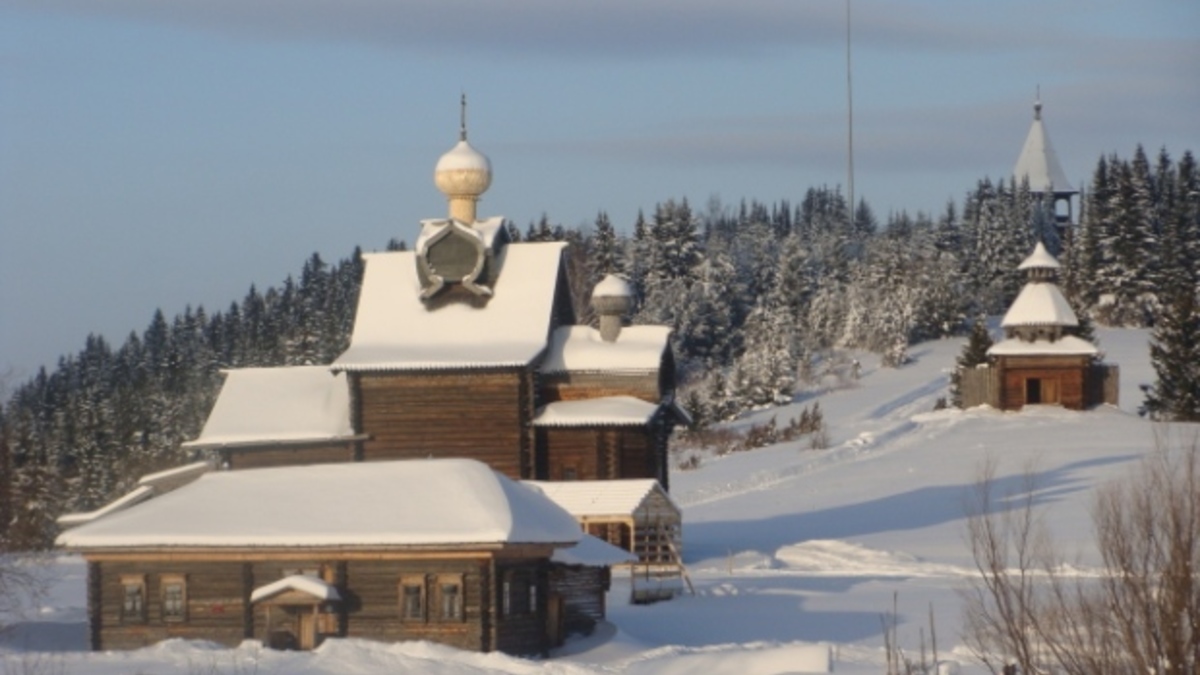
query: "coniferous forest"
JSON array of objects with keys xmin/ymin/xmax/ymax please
[{"xmin": 2, "ymin": 146, "xmax": 1197, "ymax": 550}]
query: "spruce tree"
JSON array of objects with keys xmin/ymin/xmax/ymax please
[
  {"xmin": 1142, "ymin": 289, "xmax": 1200, "ymax": 421},
  {"xmin": 951, "ymin": 319, "xmax": 993, "ymax": 408}
]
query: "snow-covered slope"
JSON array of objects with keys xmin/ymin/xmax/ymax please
[{"xmin": 1, "ymin": 328, "xmax": 1179, "ymax": 674}]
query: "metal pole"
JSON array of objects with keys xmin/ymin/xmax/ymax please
[{"xmin": 846, "ymin": 0, "xmax": 855, "ymax": 229}]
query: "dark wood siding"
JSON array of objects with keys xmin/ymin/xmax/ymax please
[
  {"xmin": 549, "ymin": 565, "xmax": 608, "ymax": 638},
  {"xmin": 224, "ymin": 444, "xmax": 355, "ymax": 470},
  {"xmin": 492, "ymin": 560, "xmax": 549, "ymax": 656},
  {"xmin": 342, "ymin": 558, "xmax": 489, "ymax": 651},
  {"xmin": 618, "ymin": 428, "xmax": 659, "ymax": 481},
  {"xmin": 357, "ymin": 370, "xmax": 528, "ymax": 478},
  {"xmin": 95, "ymin": 561, "xmax": 248, "ymax": 650},
  {"xmin": 541, "ymin": 428, "xmax": 603, "ymax": 480},
  {"xmin": 997, "ymin": 356, "xmax": 1089, "ymax": 410},
  {"xmin": 540, "ymin": 427, "xmax": 661, "ymax": 482},
  {"xmin": 540, "ymin": 373, "xmax": 660, "ymax": 405}
]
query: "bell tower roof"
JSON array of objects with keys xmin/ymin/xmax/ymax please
[{"xmin": 1013, "ymin": 95, "xmax": 1075, "ymax": 195}]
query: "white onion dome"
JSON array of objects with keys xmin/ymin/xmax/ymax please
[
  {"xmin": 434, "ymin": 139, "xmax": 492, "ymax": 199},
  {"xmin": 591, "ymin": 274, "xmax": 633, "ymax": 300}
]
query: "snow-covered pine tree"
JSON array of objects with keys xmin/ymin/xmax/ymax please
[
  {"xmin": 731, "ymin": 298, "xmax": 796, "ymax": 408},
  {"xmin": 588, "ymin": 211, "xmax": 623, "ymax": 281},
  {"xmin": 951, "ymin": 318, "xmax": 993, "ymax": 408},
  {"xmin": 1141, "ymin": 288, "xmax": 1200, "ymax": 421}
]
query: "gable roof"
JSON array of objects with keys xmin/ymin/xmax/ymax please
[
  {"xmin": 251, "ymin": 575, "xmax": 341, "ymax": 604},
  {"xmin": 1013, "ymin": 100, "xmax": 1075, "ymax": 194},
  {"xmin": 540, "ymin": 325, "xmax": 671, "ymax": 374},
  {"xmin": 333, "ymin": 242, "xmax": 566, "ymax": 371},
  {"xmin": 532, "ymin": 396, "xmax": 660, "ymax": 427},
  {"xmin": 1001, "ymin": 282, "xmax": 1079, "ymax": 327},
  {"xmin": 524, "ymin": 479, "xmax": 678, "ymax": 519},
  {"xmin": 181, "ymin": 367, "xmax": 354, "ymax": 450},
  {"xmin": 57, "ymin": 459, "xmax": 583, "ymax": 550}
]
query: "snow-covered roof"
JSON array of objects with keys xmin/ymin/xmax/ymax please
[
  {"xmin": 551, "ymin": 534, "xmax": 638, "ymax": 567},
  {"xmin": 57, "ymin": 459, "xmax": 583, "ymax": 550},
  {"xmin": 56, "ymin": 486, "xmax": 156, "ymax": 529},
  {"xmin": 137, "ymin": 461, "xmax": 212, "ymax": 490},
  {"xmin": 525, "ymin": 479, "xmax": 677, "ymax": 518},
  {"xmin": 181, "ymin": 367, "xmax": 353, "ymax": 449},
  {"xmin": 541, "ymin": 325, "xmax": 670, "ymax": 374},
  {"xmin": 59, "ymin": 461, "xmax": 214, "ymax": 528},
  {"xmin": 250, "ymin": 575, "xmax": 341, "ymax": 604},
  {"xmin": 1017, "ymin": 242, "xmax": 1061, "ymax": 270},
  {"xmin": 987, "ymin": 335, "xmax": 1098, "ymax": 357},
  {"xmin": 1001, "ymin": 282, "xmax": 1079, "ymax": 327},
  {"xmin": 1013, "ymin": 100, "xmax": 1075, "ymax": 194},
  {"xmin": 333, "ymin": 243, "xmax": 566, "ymax": 371},
  {"xmin": 532, "ymin": 396, "xmax": 660, "ymax": 427}
]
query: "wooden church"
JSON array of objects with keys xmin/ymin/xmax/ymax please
[
  {"xmin": 180, "ymin": 107, "xmax": 683, "ymax": 486},
  {"xmin": 57, "ymin": 103, "xmax": 683, "ymax": 655},
  {"xmin": 960, "ymin": 243, "xmax": 1119, "ymax": 410}
]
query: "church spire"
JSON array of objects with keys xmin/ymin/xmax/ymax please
[{"xmin": 1013, "ymin": 92, "xmax": 1076, "ymax": 226}]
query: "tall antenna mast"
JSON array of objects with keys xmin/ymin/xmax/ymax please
[{"xmin": 846, "ymin": 0, "xmax": 855, "ymax": 229}]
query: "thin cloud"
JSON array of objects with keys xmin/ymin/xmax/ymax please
[{"xmin": 3, "ymin": 0, "xmax": 1083, "ymax": 60}]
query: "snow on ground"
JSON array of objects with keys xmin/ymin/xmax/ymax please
[{"xmin": 2, "ymin": 327, "xmax": 1186, "ymax": 675}]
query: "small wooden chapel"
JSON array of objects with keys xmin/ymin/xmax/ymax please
[{"xmin": 960, "ymin": 243, "xmax": 1119, "ymax": 410}]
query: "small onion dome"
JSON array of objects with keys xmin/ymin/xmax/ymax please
[
  {"xmin": 592, "ymin": 274, "xmax": 633, "ymax": 300},
  {"xmin": 1018, "ymin": 242, "xmax": 1061, "ymax": 271},
  {"xmin": 434, "ymin": 139, "xmax": 492, "ymax": 199},
  {"xmin": 592, "ymin": 274, "xmax": 633, "ymax": 343}
]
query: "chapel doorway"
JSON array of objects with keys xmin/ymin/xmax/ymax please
[{"xmin": 1025, "ymin": 377, "xmax": 1060, "ymax": 405}]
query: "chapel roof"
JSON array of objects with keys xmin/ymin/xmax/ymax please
[
  {"xmin": 56, "ymin": 459, "xmax": 583, "ymax": 550},
  {"xmin": 333, "ymin": 242, "xmax": 566, "ymax": 371},
  {"xmin": 532, "ymin": 396, "xmax": 661, "ymax": 428},
  {"xmin": 524, "ymin": 479, "xmax": 678, "ymax": 519},
  {"xmin": 987, "ymin": 335, "xmax": 1098, "ymax": 357},
  {"xmin": 181, "ymin": 366, "xmax": 354, "ymax": 449},
  {"xmin": 540, "ymin": 325, "xmax": 671, "ymax": 374},
  {"xmin": 1001, "ymin": 281, "xmax": 1079, "ymax": 328},
  {"xmin": 1017, "ymin": 241, "xmax": 1061, "ymax": 271},
  {"xmin": 1013, "ymin": 98, "xmax": 1075, "ymax": 194}
]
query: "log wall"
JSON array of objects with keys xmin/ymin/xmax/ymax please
[
  {"xmin": 998, "ymin": 355, "xmax": 1094, "ymax": 408},
  {"xmin": 224, "ymin": 444, "xmax": 355, "ymax": 471},
  {"xmin": 549, "ymin": 565, "xmax": 608, "ymax": 637},
  {"xmin": 539, "ymin": 427, "xmax": 664, "ymax": 484},
  {"xmin": 540, "ymin": 373, "xmax": 660, "ymax": 405},
  {"xmin": 492, "ymin": 561, "xmax": 549, "ymax": 656},
  {"xmin": 355, "ymin": 370, "xmax": 528, "ymax": 479},
  {"xmin": 92, "ymin": 560, "xmax": 248, "ymax": 650},
  {"xmin": 342, "ymin": 558, "xmax": 489, "ymax": 651},
  {"xmin": 85, "ymin": 551, "xmax": 565, "ymax": 656}
]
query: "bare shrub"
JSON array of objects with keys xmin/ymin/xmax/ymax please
[{"xmin": 963, "ymin": 434, "xmax": 1200, "ymax": 675}]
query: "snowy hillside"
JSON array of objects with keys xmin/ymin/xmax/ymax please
[{"xmin": 1, "ymin": 327, "xmax": 1181, "ymax": 674}]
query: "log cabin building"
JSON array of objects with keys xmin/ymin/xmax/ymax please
[
  {"xmin": 58, "ymin": 104, "xmax": 684, "ymax": 655},
  {"xmin": 959, "ymin": 243, "xmax": 1118, "ymax": 410},
  {"xmin": 56, "ymin": 459, "xmax": 634, "ymax": 654}
]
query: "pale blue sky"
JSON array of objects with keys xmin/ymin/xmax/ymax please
[{"xmin": 1, "ymin": 1, "xmax": 1197, "ymax": 380}]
